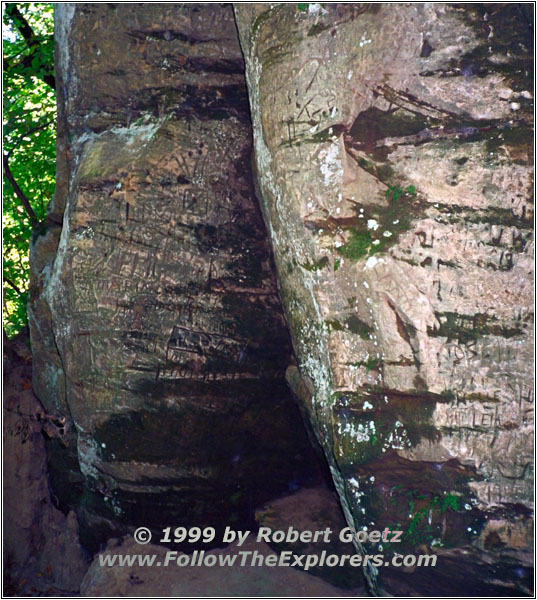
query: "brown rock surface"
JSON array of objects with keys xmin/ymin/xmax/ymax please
[
  {"xmin": 255, "ymin": 486, "xmax": 365, "ymax": 589},
  {"xmin": 24, "ymin": 3, "xmax": 534, "ymax": 596},
  {"xmin": 3, "ymin": 335, "xmax": 89, "ymax": 595},
  {"xmin": 235, "ymin": 3, "xmax": 533, "ymax": 594},
  {"xmin": 28, "ymin": 2, "xmax": 326, "ymax": 552}
]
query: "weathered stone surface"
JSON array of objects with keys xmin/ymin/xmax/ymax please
[
  {"xmin": 81, "ymin": 534, "xmax": 365, "ymax": 597},
  {"xmin": 255, "ymin": 486, "xmax": 364, "ymax": 589},
  {"xmin": 29, "ymin": 2, "xmax": 325, "ymax": 551},
  {"xmin": 3, "ymin": 341, "xmax": 89, "ymax": 595},
  {"xmin": 25, "ymin": 3, "xmax": 534, "ymax": 595},
  {"xmin": 235, "ymin": 3, "xmax": 533, "ymax": 594}
]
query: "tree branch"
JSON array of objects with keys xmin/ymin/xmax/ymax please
[
  {"xmin": 3, "ymin": 153, "xmax": 39, "ymax": 227},
  {"xmin": 4, "ymin": 277, "xmax": 24, "ymax": 296},
  {"xmin": 4, "ymin": 3, "xmax": 56, "ymax": 89},
  {"xmin": 6, "ymin": 120, "xmax": 54, "ymax": 159},
  {"xmin": 5, "ymin": 3, "xmax": 35, "ymax": 42}
]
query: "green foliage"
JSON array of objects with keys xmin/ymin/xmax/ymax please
[
  {"xmin": 336, "ymin": 229, "xmax": 372, "ymax": 260},
  {"xmin": 364, "ymin": 357, "xmax": 381, "ymax": 371},
  {"xmin": 297, "ymin": 3, "xmax": 327, "ymax": 13},
  {"xmin": 385, "ymin": 184, "xmax": 416, "ymax": 204},
  {"xmin": 347, "ymin": 357, "xmax": 381, "ymax": 371},
  {"xmin": 325, "ymin": 318, "xmax": 344, "ymax": 332},
  {"xmin": 336, "ymin": 182, "xmax": 417, "ymax": 262},
  {"xmin": 3, "ymin": 3, "xmax": 55, "ymax": 337},
  {"xmin": 394, "ymin": 491, "xmax": 460, "ymax": 548}
]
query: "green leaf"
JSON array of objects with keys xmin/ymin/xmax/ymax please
[{"xmin": 3, "ymin": 3, "xmax": 55, "ymax": 337}]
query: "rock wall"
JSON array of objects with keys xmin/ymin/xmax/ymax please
[
  {"xmin": 235, "ymin": 3, "xmax": 533, "ymax": 594},
  {"xmin": 28, "ymin": 2, "xmax": 325, "ymax": 551},
  {"xmin": 27, "ymin": 2, "xmax": 533, "ymax": 594},
  {"xmin": 3, "ymin": 337, "xmax": 89, "ymax": 595}
]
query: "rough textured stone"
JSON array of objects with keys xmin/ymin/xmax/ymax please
[
  {"xmin": 3, "ymin": 339, "xmax": 89, "ymax": 595},
  {"xmin": 80, "ymin": 534, "xmax": 365, "ymax": 597},
  {"xmin": 28, "ymin": 2, "xmax": 326, "ymax": 551},
  {"xmin": 235, "ymin": 3, "xmax": 533, "ymax": 594},
  {"xmin": 255, "ymin": 487, "xmax": 365, "ymax": 589},
  {"xmin": 26, "ymin": 3, "xmax": 534, "ymax": 595}
]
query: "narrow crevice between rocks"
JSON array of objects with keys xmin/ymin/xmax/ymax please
[{"xmin": 21, "ymin": 3, "xmax": 365, "ymax": 595}]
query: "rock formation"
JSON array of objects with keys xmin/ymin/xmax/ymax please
[
  {"xmin": 235, "ymin": 3, "xmax": 533, "ymax": 594},
  {"xmin": 3, "ymin": 334, "xmax": 89, "ymax": 595},
  {"xmin": 26, "ymin": 3, "xmax": 533, "ymax": 595},
  {"xmin": 29, "ymin": 2, "xmax": 326, "ymax": 553}
]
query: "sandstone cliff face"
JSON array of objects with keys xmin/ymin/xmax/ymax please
[
  {"xmin": 235, "ymin": 3, "xmax": 533, "ymax": 593},
  {"xmin": 3, "ymin": 342, "xmax": 89, "ymax": 595},
  {"xmin": 29, "ymin": 3, "xmax": 324, "ymax": 550},
  {"xmin": 27, "ymin": 2, "xmax": 533, "ymax": 595}
]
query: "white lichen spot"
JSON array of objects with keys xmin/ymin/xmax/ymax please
[
  {"xmin": 319, "ymin": 143, "xmax": 343, "ymax": 187},
  {"xmin": 367, "ymin": 219, "xmax": 379, "ymax": 230},
  {"xmin": 307, "ymin": 2, "xmax": 326, "ymax": 15},
  {"xmin": 365, "ymin": 256, "xmax": 382, "ymax": 269},
  {"xmin": 383, "ymin": 230, "xmax": 392, "ymax": 237}
]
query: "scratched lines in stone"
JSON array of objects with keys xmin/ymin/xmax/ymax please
[
  {"xmin": 174, "ymin": 293, "xmax": 255, "ymax": 339},
  {"xmin": 159, "ymin": 309, "xmax": 259, "ymax": 382},
  {"xmin": 141, "ymin": 183, "xmax": 240, "ymax": 225},
  {"xmin": 436, "ymin": 395, "xmax": 532, "ymax": 430},
  {"xmin": 438, "ymin": 335, "xmax": 526, "ymax": 378},
  {"xmin": 166, "ymin": 325, "xmax": 242, "ymax": 361},
  {"xmin": 442, "ymin": 429, "xmax": 533, "ymax": 505},
  {"xmin": 268, "ymin": 57, "xmax": 339, "ymax": 149},
  {"xmin": 507, "ymin": 379, "xmax": 534, "ymax": 407}
]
